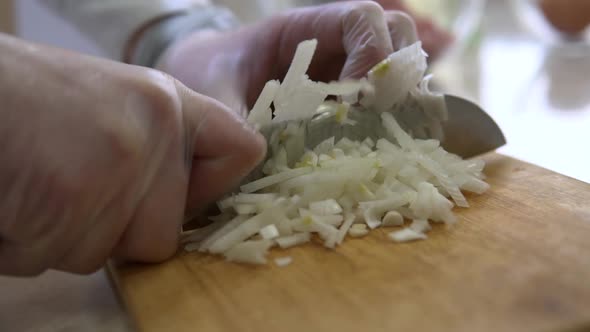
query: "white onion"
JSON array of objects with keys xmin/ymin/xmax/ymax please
[
  {"xmin": 275, "ymin": 232, "xmax": 311, "ymax": 249},
  {"xmin": 409, "ymin": 219, "xmax": 432, "ymax": 233},
  {"xmin": 348, "ymin": 229, "xmax": 369, "ymax": 238},
  {"xmin": 259, "ymin": 224, "xmax": 280, "ymax": 240},
  {"xmin": 247, "ymin": 80, "xmax": 279, "ymax": 126},
  {"xmin": 181, "ymin": 39, "xmax": 490, "ymax": 266},
  {"xmin": 382, "ymin": 211, "xmax": 404, "ymax": 227},
  {"xmin": 388, "ymin": 228, "xmax": 427, "ymax": 242},
  {"xmin": 240, "ymin": 167, "xmax": 313, "ymax": 194},
  {"xmin": 224, "ymin": 240, "xmax": 274, "ymax": 264},
  {"xmin": 309, "ymin": 199, "xmax": 343, "ymax": 216}
]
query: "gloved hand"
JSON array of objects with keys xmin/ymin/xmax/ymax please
[
  {"xmin": 156, "ymin": 1, "xmax": 420, "ymax": 116},
  {"xmin": 0, "ymin": 34, "xmax": 265, "ymax": 276},
  {"xmin": 369, "ymin": 0, "xmax": 454, "ymax": 60}
]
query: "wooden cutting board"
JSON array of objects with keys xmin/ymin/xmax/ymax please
[{"xmin": 108, "ymin": 153, "xmax": 590, "ymax": 332}]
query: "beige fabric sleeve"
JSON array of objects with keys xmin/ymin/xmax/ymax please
[{"xmin": 42, "ymin": 0, "xmax": 210, "ymax": 59}]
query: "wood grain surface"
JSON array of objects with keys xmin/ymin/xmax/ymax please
[{"xmin": 110, "ymin": 153, "xmax": 590, "ymax": 332}]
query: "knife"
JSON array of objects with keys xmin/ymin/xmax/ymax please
[
  {"xmin": 243, "ymin": 94, "xmax": 506, "ymax": 183},
  {"xmin": 437, "ymin": 94, "xmax": 506, "ymax": 157}
]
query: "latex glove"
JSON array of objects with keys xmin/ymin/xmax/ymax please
[
  {"xmin": 337, "ymin": 0, "xmax": 454, "ymax": 60},
  {"xmin": 157, "ymin": 1, "xmax": 419, "ymax": 115},
  {"xmin": 374, "ymin": 0, "xmax": 454, "ymax": 60},
  {"xmin": 0, "ymin": 34, "xmax": 265, "ymax": 276}
]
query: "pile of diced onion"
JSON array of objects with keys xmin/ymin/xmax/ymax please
[{"xmin": 181, "ymin": 39, "xmax": 489, "ymax": 266}]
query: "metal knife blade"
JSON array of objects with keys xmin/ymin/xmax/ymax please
[
  {"xmin": 440, "ymin": 95, "xmax": 506, "ymax": 157},
  {"xmin": 247, "ymin": 94, "xmax": 506, "ymax": 183},
  {"xmin": 259, "ymin": 94, "xmax": 504, "ymax": 155}
]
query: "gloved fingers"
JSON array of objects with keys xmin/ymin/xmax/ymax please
[
  {"xmin": 341, "ymin": 8, "xmax": 421, "ymax": 79},
  {"xmin": 0, "ymin": 241, "xmax": 47, "ymax": 276},
  {"xmin": 0, "ymin": 186, "xmax": 105, "ymax": 275},
  {"xmin": 156, "ymin": 30, "xmax": 249, "ymax": 116},
  {"xmin": 177, "ymin": 82, "xmax": 266, "ymax": 216},
  {"xmin": 116, "ymin": 81, "xmax": 266, "ymax": 262},
  {"xmin": 112, "ymin": 147, "xmax": 187, "ymax": 264},
  {"xmin": 414, "ymin": 18, "xmax": 454, "ymax": 60},
  {"xmin": 0, "ymin": 211, "xmax": 95, "ymax": 276},
  {"xmin": 367, "ymin": 0, "xmax": 454, "ymax": 59},
  {"xmin": 56, "ymin": 212, "xmax": 128, "ymax": 274},
  {"xmin": 272, "ymin": 1, "xmax": 393, "ymax": 81},
  {"xmin": 56, "ymin": 182, "xmax": 150, "ymax": 273},
  {"xmin": 338, "ymin": 1, "xmax": 395, "ymax": 79},
  {"xmin": 385, "ymin": 10, "xmax": 419, "ymax": 51}
]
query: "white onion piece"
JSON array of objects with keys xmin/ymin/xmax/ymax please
[
  {"xmin": 409, "ymin": 219, "xmax": 431, "ymax": 233},
  {"xmin": 413, "ymin": 153, "xmax": 469, "ymax": 208},
  {"xmin": 311, "ymin": 220, "xmax": 339, "ymax": 248},
  {"xmin": 234, "ymin": 193, "xmax": 278, "ymax": 204},
  {"xmin": 259, "ymin": 224, "xmax": 280, "ymax": 240},
  {"xmin": 240, "ymin": 167, "xmax": 313, "ymax": 193},
  {"xmin": 309, "ymin": 199, "xmax": 343, "ymax": 216},
  {"xmin": 208, "ymin": 207, "xmax": 285, "ymax": 254},
  {"xmin": 198, "ymin": 215, "xmax": 248, "ymax": 252},
  {"xmin": 234, "ymin": 204, "xmax": 258, "ymax": 215},
  {"xmin": 382, "ymin": 211, "xmax": 404, "ymax": 227},
  {"xmin": 276, "ymin": 218, "xmax": 294, "ymax": 236},
  {"xmin": 334, "ymin": 213, "xmax": 356, "ymax": 245},
  {"xmin": 381, "ymin": 112, "xmax": 417, "ymax": 151},
  {"xmin": 277, "ymin": 40, "xmax": 316, "ymax": 100},
  {"xmin": 349, "ymin": 224, "xmax": 369, "ymax": 238},
  {"xmin": 247, "ymin": 80, "xmax": 279, "ymax": 126},
  {"xmin": 224, "ymin": 240, "xmax": 274, "ymax": 264},
  {"xmin": 276, "ymin": 232, "xmax": 311, "ymax": 249},
  {"xmin": 365, "ymin": 41, "xmax": 427, "ymax": 112},
  {"xmin": 360, "ymin": 196, "xmax": 409, "ymax": 229},
  {"xmin": 275, "ymin": 79, "xmax": 328, "ymax": 122},
  {"xmin": 274, "ymin": 257, "xmax": 293, "ymax": 267},
  {"xmin": 389, "ymin": 228, "xmax": 427, "ymax": 242},
  {"xmin": 181, "ymin": 220, "xmax": 225, "ymax": 245},
  {"xmin": 296, "ymin": 212, "xmax": 344, "ymax": 227},
  {"xmin": 273, "ymin": 40, "xmax": 320, "ymax": 122}
]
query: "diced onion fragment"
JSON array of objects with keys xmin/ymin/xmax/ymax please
[{"xmin": 274, "ymin": 257, "xmax": 293, "ymax": 267}]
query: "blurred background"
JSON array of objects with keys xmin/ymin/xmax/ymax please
[{"xmin": 0, "ymin": 0, "xmax": 589, "ymax": 331}]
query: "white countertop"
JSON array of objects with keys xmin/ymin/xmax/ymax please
[{"xmin": 1, "ymin": 1, "xmax": 589, "ymax": 331}]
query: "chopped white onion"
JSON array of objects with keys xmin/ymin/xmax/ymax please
[
  {"xmin": 275, "ymin": 232, "xmax": 311, "ymax": 249},
  {"xmin": 181, "ymin": 39, "xmax": 490, "ymax": 266},
  {"xmin": 259, "ymin": 224, "xmax": 280, "ymax": 240},
  {"xmin": 240, "ymin": 167, "xmax": 313, "ymax": 193},
  {"xmin": 364, "ymin": 42, "xmax": 427, "ymax": 112},
  {"xmin": 348, "ymin": 224, "xmax": 369, "ymax": 238},
  {"xmin": 208, "ymin": 207, "xmax": 286, "ymax": 254},
  {"xmin": 409, "ymin": 219, "xmax": 432, "ymax": 233},
  {"xmin": 224, "ymin": 240, "xmax": 274, "ymax": 265},
  {"xmin": 335, "ymin": 213, "xmax": 356, "ymax": 245},
  {"xmin": 388, "ymin": 228, "xmax": 427, "ymax": 242},
  {"xmin": 382, "ymin": 211, "xmax": 404, "ymax": 227},
  {"xmin": 309, "ymin": 199, "xmax": 343, "ymax": 216},
  {"xmin": 247, "ymin": 80, "xmax": 279, "ymax": 126},
  {"xmin": 234, "ymin": 204, "xmax": 258, "ymax": 215}
]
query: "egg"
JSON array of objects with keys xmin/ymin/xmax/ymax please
[{"xmin": 539, "ymin": 0, "xmax": 590, "ymax": 36}]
